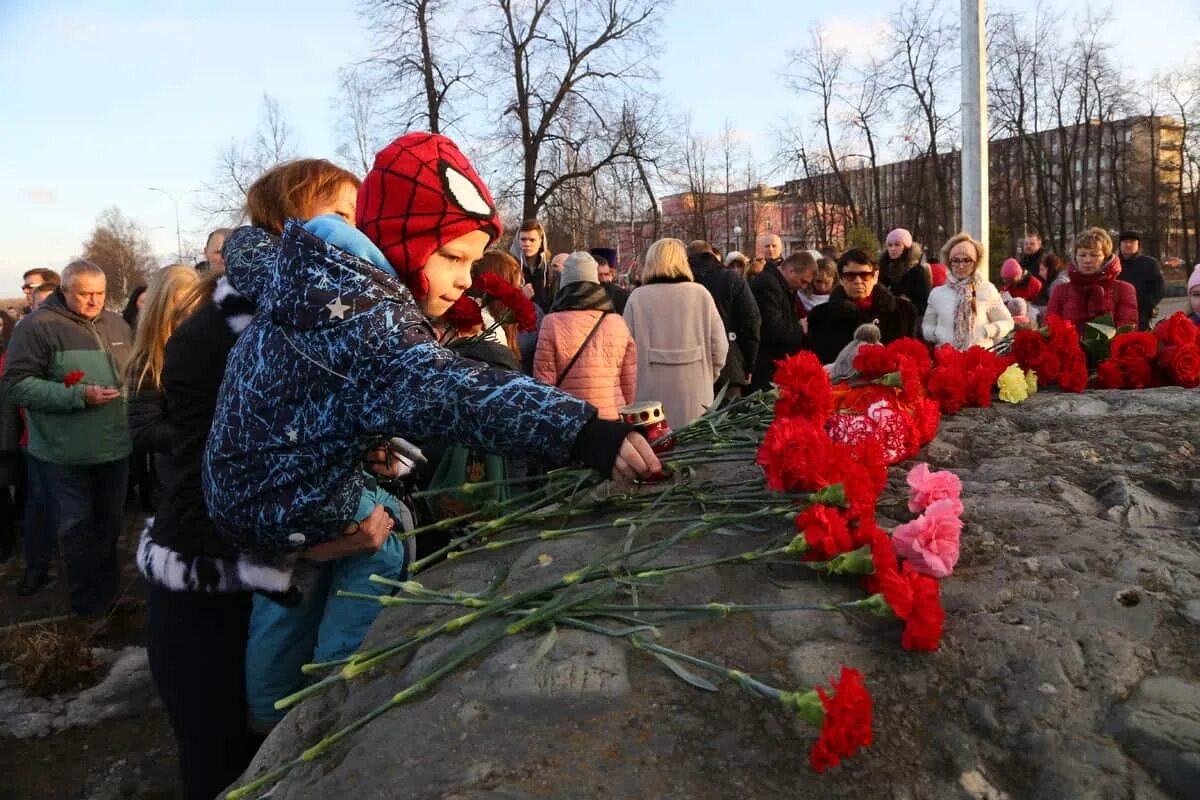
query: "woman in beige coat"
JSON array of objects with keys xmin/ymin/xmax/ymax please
[{"xmin": 623, "ymin": 238, "xmax": 728, "ymax": 428}]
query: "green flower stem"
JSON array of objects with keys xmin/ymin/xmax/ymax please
[
  {"xmin": 581, "ymin": 600, "xmax": 861, "ymax": 616},
  {"xmin": 409, "ymin": 473, "xmax": 550, "ymax": 499},
  {"xmin": 408, "ymin": 481, "xmax": 577, "ymax": 574},
  {"xmin": 559, "ymin": 617, "xmax": 818, "ymax": 723},
  {"xmin": 630, "ymin": 545, "xmax": 788, "ymax": 579},
  {"xmin": 231, "ymin": 623, "xmax": 509, "ymax": 800}
]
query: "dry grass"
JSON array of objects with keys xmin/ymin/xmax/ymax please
[{"xmin": 0, "ymin": 621, "xmax": 100, "ymax": 696}]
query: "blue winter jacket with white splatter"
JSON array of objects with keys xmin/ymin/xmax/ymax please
[{"xmin": 202, "ymin": 221, "xmax": 593, "ymax": 561}]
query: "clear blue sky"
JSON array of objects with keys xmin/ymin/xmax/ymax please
[{"xmin": 0, "ymin": 0, "xmax": 1193, "ymax": 296}]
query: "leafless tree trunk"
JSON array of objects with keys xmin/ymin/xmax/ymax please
[
  {"xmin": 484, "ymin": 0, "xmax": 662, "ymax": 222},
  {"xmin": 885, "ymin": 0, "xmax": 959, "ymax": 239},
  {"xmin": 784, "ymin": 28, "xmax": 858, "ymax": 226},
  {"xmin": 334, "ymin": 65, "xmax": 387, "ymax": 174},
  {"xmin": 842, "ymin": 57, "xmax": 891, "ymax": 237},
  {"xmin": 358, "ymin": 0, "xmax": 475, "ymax": 135},
  {"xmin": 199, "ymin": 94, "xmax": 296, "ymax": 223}
]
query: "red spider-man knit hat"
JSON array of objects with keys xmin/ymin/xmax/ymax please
[{"xmin": 357, "ymin": 132, "xmax": 502, "ymax": 300}]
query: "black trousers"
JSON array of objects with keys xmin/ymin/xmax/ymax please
[{"xmin": 146, "ymin": 584, "xmax": 262, "ymax": 800}]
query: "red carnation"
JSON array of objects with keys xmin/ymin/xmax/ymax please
[
  {"xmin": 773, "ymin": 351, "xmax": 833, "ymax": 424},
  {"xmin": 852, "ymin": 344, "xmax": 897, "ymax": 379},
  {"xmin": 1011, "ymin": 329, "xmax": 1049, "ymax": 369},
  {"xmin": 478, "ymin": 272, "xmax": 537, "ymax": 332},
  {"xmin": 63, "ymin": 370, "xmax": 85, "ymax": 388},
  {"xmin": 796, "ymin": 504, "xmax": 855, "ymax": 561},
  {"xmin": 809, "ymin": 667, "xmax": 874, "ymax": 772},
  {"xmin": 756, "ymin": 417, "xmax": 835, "ymax": 493},
  {"xmin": 900, "ymin": 564, "xmax": 945, "ymax": 651},
  {"xmin": 1157, "ymin": 343, "xmax": 1200, "ymax": 388},
  {"xmin": 1096, "ymin": 359, "xmax": 1125, "ymax": 389},
  {"xmin": 885, "ymin": 337, "xmax": 932, "ymax": 380},
  {"xmin": 926, "ymin": 365, "xmax": 967, "ymax": 414},
  {"xmin": 442, "ymin": 295, "xmax": 483, "ymax": 333},
  {"xmin": 1154, "ymin": 312, "xmax": 1198, "ymax": 348},
  {"xmin": 1111, "ymin": 332, "xmax": 1158, "ymax": 364},
  {"xmin": 1122, "ymin": 358, "xmax": 1154, "ymax": 389},
  {"xmin": 914, "ymin": 398, "xmax": 941, "ymax": 444},
  {"xmin": 1057, "ymin": 351, "xmax": 1089, "ymax": 393}
]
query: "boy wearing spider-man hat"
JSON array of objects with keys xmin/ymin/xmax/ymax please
[{"xmin": 203, "ymin": 132, "xmax": 660, "ymax": 728}]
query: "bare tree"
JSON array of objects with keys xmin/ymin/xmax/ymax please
[
  {"xmin": 1161, "ymin": 66, "xmax": 1200, "ymax": 262},
  {"xmin": 333, "ymin": 64, "xmax": 389, "ymax": 174},
  {"xmin": 680, "ymin": 116, "xmax": 714, "ymax": 241},
  {"xmin": 357, "ymin": 0, "xmax": 475, "ymax": 135},
  {"xmin": 783, "ymin": 28, "xmax": 858, "ymax": 226},
  {"xmin": 199, "ymin": 94, "xmax": 297, "ymax": 222},
  {"xmin": 81, "ymin": 208, "xmax": 157, "ymax": 309},
  {"xmin": 842, "ymin": 56, "xmax": 893, "ymax": 236},
  {"xmin": 884, "ymin": 0, "xmax": 960, "ymax": 240},
  {"xmin": 484, "ymin": 0, "xmax": 663, "ymax": 221}
]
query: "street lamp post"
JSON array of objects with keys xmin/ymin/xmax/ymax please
[
  {"xmin": 733, "ymin": 224, "xmax": 742, "ymax": 254},
  {"xmin": 147, "ymin": 186, "xmax": 184, "ymax": 263}
]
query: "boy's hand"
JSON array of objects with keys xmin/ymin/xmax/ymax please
[
  {"xmin": 611, "ymin": 432, "xmax": 662, "ymax": 482},
  {"xmin": 304, "ymin": 504, "xmax": 394, "ymax": 561}
]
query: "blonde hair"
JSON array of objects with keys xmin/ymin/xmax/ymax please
[
  {"xmin": 939, "ymin": 232, "xmax": 987, "ymax": 269},
  {"xmin": 127, "ymin": 265, "xmax": 201, "ymax": 392},
  {"xmin": 641, "ymin": 238, "xmax": 693, "ymax": 282},
  {"xmin": 1074, "ymin": 227, "xmax": 1113, "ymax": 258}
]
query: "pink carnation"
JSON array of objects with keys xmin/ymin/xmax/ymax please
[
  {"xmin": 892, "ymin": 499, "xmax": 962, "ymax": 578},
  {"xmin": 905, "ymin": 462, "xmax": 962, "ymax": 514}
]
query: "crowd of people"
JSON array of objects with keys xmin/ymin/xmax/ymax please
[{"xmin": 1, "ymin": 129, "xmax": 1198, "ymax": 799}]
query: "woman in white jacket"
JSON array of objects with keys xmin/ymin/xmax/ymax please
[{"xmin": 923, "ymin": 232, "xmax": 1013, "ymax": 349}]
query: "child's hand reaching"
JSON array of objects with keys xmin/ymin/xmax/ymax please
[
  {"xmin": 612, "ymin": 432, "xmax": 662, "ymax": 482},
  {"xmin": 304, "ymin": 504, "xmax": 395, "ymax": 561}
]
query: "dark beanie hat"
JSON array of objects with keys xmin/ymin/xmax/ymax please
[
  {"xmin": 1118, "ymin": 231, "xmax": 1141, "ymax": 243},
  {"xmin": 357, "ymin": 132, "xmax": 501, "ymax": 300},
  {"xmin": 589, "ymin": 247, "xmax": 617, "ymax": 267}
]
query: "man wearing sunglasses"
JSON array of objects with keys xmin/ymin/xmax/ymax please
[
  {"xmin": 20, "ymin": 268, "xmax": 59, "ymax": 315},
  {"xmin": 806, "ymin": 248, "xmax": 919, "ymax": 365}
]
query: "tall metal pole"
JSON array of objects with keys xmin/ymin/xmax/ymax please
[
  {"xmin": 961, "ymin": 0, "xmax": 989, "ymax": 273},
  {"xmin": 147, "ymin": 186, "xmax": 183, "ymax": 263}
]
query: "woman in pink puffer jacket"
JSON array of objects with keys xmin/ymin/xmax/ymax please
[{"xmin": 534, "ymin": 252, "xmax": 637, "ymax": 419}]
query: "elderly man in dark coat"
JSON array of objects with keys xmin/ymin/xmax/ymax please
[{"xmin": 1116, "ymin": 231, "xmax": 1165, "ymax": 331}]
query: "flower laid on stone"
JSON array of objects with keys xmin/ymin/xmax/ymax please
[
  {"xmin": 906, "ymin": 462, "xmax": 962, "ymax": 514},
  {"xmin": 892, "ymin": 499, "xmax": 962, "ymax": 578},
  {"xmin": 996, "ymin": 363, "xmax": 1032, "ymax": 403},
  {"xmin": 1009, "ymin": 316, "xmax": 1089, "ymax": 393},
  {"xmin": 927, "ymin": 344, "xmax": 1008, "ymax": 412},
  {"xmin": 1096, "ymin": 313, "xmax": 1200, "ymax": 389}
]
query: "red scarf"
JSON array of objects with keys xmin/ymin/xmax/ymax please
[{"xmin": 1067, "ymin": 256, "xmax": 1122, "ymax": 321}]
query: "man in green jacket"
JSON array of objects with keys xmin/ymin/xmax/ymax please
[{"xmin": 2, "ymin": 260, "xmax": 132, "ymax": 616}]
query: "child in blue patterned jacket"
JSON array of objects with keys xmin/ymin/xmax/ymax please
[{"xmin": 204, "ymin": 133, "xmax": 660, "ymax": 728}]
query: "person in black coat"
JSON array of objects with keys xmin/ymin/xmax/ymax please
[
  {"xmin": 749, "ymin": 250, "xmax": 808, "ymax": 393},
  {"xmin": 591, "ymin": 248, "xmax": 629, "ymax": 314},
  {"xmin": 806, "ymin": 249, "xmax": 920, "ymax": 365},
  {"xmin": 1018, "ymin": 233, "xmax": 1048, "ymax": 277},
  {"xmin": 1117, "ymin": 231, "xmax": 1165, "ymax": 330},
  {"xmin": 878, "ymin": 228, "xmax": 932, "ymax": 315},
  {"xmin": 687, "ymin": 242, "xmax": 761, "ymax": 400}
]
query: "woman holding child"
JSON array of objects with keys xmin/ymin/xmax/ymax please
[{"xmin": 197, "ymin": 132, "xmax": 663, "ymax": 761}]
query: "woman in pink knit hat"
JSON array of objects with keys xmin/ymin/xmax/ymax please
[
  {"xmin": 878, "ymin": 227, "xmax": 932, "ymax": 315},
  {"xmin": 999, "ymin": 257, "xmax": 1043, "ymax": 302}
]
